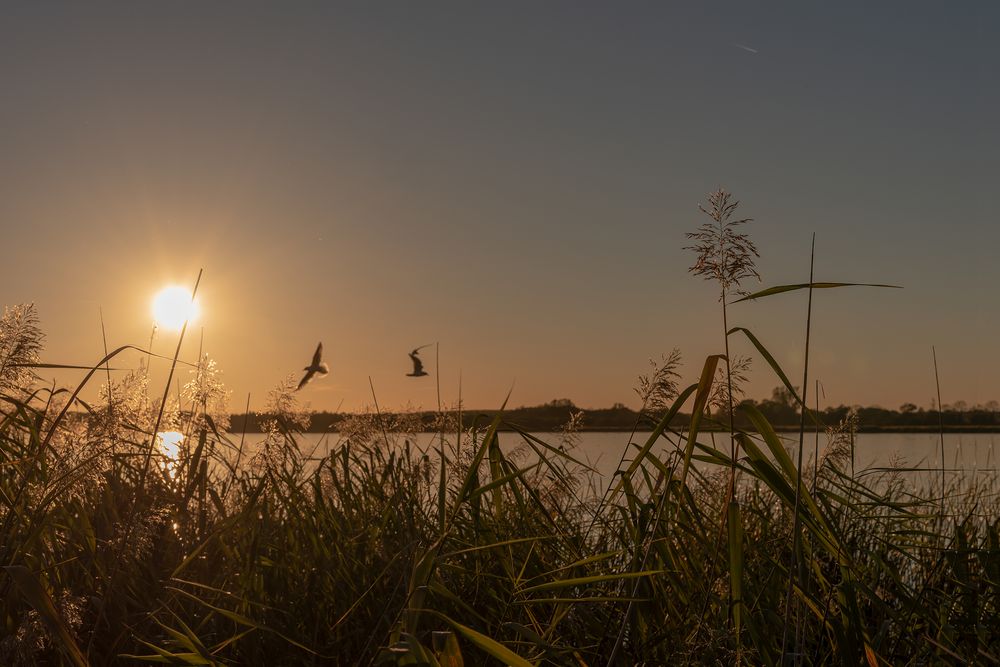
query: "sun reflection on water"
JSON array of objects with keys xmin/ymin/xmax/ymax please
[{"xmin": 156, "ymin": 431, "xmax": 184, "ymax": 479}]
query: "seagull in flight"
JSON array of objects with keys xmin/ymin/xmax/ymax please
[
  {"xmin": 407, "ymin": 345, "xmax": 431, "ymax": 377},
  {"xmin": 297, "ymin": 342, "xmax": 329, "ymax": 390},
  {"xmin": 735, "ymin": 43, "xmax": 759, "ymax": 54}
]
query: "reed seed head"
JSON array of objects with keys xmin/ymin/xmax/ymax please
[{"xmin": 685, "ymin": 188, "xmax": 760, "ymax": 298}]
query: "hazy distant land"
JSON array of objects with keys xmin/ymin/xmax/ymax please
[{"xmin": 229, "ymin": 395, "xmax": 1000, "ymax": 433}]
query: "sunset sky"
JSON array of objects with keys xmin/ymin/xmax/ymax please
[{"xmin": 1, "ymin": 2, "xmax": 997, "ymax": 413}]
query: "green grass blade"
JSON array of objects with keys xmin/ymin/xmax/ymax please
[
  {"xmin": 734, "ymin": 282, "xmax": 901, "ymax": 303},
  {"xmin": 518, "ymin": 570, "xmax": 663, "ymax": 594},
  {"xmin": 678, "ymin": 355, "xmax": 722, "ymax": 488},
  {"xmin": 430, "ymin": 612, "xmax": 534, "ymax": 667},
  {"xmin": 728, "ymin": 327, "xmax": 804, "ymax": 408}
]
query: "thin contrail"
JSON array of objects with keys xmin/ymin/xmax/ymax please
[{"xmin": 735, "ymin": 43, "xmax": 759, "ymax": 54}]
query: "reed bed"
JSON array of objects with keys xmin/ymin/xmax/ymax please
[
  {"xmin": 1, "ymin": 339, "xmax": 998, "ymax": 665},
  {"xmin": 2, "ymin": 191, "xmax": 996, "ymax": 665}
]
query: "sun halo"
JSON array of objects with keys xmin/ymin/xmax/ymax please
[{"xmin": 152, "ymin": 285, "xmax": 199, "ymax": 330}]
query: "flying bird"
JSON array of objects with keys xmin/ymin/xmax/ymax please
[
  {"xmin": 735, "ymin": 43, "xmax": 759, "ymax": 54},
  {"xmin": 297, "ymin": 342, "xmax": 329, "ymax": 390},
  {"xmin": 407, "ymin": 345, "xmax": 431, "ymax": 377}
]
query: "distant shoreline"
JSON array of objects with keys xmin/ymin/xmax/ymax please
[{"xmin": 225, "ymin": 397, "xmax": 1000, "ymax": 434}]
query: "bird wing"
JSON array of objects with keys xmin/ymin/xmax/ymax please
[
  {"xmin": 410, "ymin": 352, "xmax": 424, "ymax": 374},
  {"xmin": 311, "ymin": 342, "xmax": 323, "ymax": 367},
  {"xmin": 297, "ymin": 369, "xmax": 316, "ymax": 391}
]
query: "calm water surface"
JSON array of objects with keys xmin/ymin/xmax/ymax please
[{"xmin": 243, "ymin": 431, "xmax": 1000, "ymax": 484}]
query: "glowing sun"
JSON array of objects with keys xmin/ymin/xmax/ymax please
[{"xmin": 152, "ymin": 286, "xmax": 199, "ymax": 330}]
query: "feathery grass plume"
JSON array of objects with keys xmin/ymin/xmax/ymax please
[
  {"xmin": 182, "ymin": 353, "xmax": 231, "ymax": 431},
  {"xmin": 709, "ymin": 354, "xmax": 751, "ymax": 417},
  {"xmin": 265, "ymin": 373, "xmax": 309, "ymax": 428},
  {"xmin": 252, "ymin": 374, "xmax": 310, "ymax": 474},
  {"xmin": 0, "ymin": 591, "xmax": 85, "ymax": 665},
  {"xmin": 337, "ymin": 405, "xmax": 424, "ymax": 450},
  {"xmin": 818, "ymin": 408, "xmax": 859, "ymax": 474},
  {"xmin": 683, "ymin": 190, "xmax": 760, "ymax": 434},
  {"xmin": 97, "ymin": 369, "xmax": 152, "ymax": 432},
  {"xmin": 427, "ymin": 398, "xmax": 464, "ymax": 443},
  {"xmin": 380, "ymin": 404, "xmax": 428, "ymax": 443},
  {"xmin": 336, "ymin": 410, "xmax": 378, "ymax": 446},
  {"xmin": 634, "ymin": 349, "xmax": 683, "ymax": 417},
  {"xmin": 685, "ymin": 189, "xmax": 760, "ymax": 298},
  {"xmin": 0, "ymin": 303, "xmax": 44, "ymax": 395},
  {"xmin": 558, "ymin": 409, "xmax": 585, "ymax": 449}
]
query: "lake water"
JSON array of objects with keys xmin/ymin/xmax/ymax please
[{"xmin": 236, "ymin": 431, "xmax": 1000, "ymax": 485}]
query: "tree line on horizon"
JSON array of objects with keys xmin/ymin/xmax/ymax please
[{"xmin": 227, "ymin": 388, "xmax": 1000, "ymax": 433}]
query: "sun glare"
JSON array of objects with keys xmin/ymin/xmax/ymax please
[
  {"xmin": 152, "ymin": 286, "xmax": 199, "ymax": 330},
  {"xmin": 156, "ymin": 431, "xmax": 184, "ymax": 479}
]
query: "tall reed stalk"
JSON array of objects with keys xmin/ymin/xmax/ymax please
[
  {"xmin": 780, "ymin": 234, "xmax": 815, "ymax": 666},
  {"xmin": 933, "ymin": 346, "xmax": 946, "ymax": 519},
  {"xmin": 685, "ymin": 189, "xmax": 760, "ymax": 491}
]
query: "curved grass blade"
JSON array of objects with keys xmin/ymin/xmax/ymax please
[
  {"xmin": 518, "ymin": 570, "xmax": 663, "ymax": 594},
  {"xmin": 678, "ymin": 355, "xmax": 723, "ymax": 488},
  {"xmin": 429, "ymin": 611, "xmax": 534, "ymax": 667},
  {"xmin": 167, "ymin": 586, "xmax": 322, "ymax": 657},
  {"xmin": 734, "ymin": 282, "xmax": 901, "ymax": 303},
  {"xmin": 727, "ymin": 327, "xmax": 803, "ymax": 408}
]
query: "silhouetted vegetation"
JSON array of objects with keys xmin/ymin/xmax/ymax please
[
  {"xmin": 4, "ymin": 191, "xmax": 998, "ymax": 665},
  {"xmin": 4, "ymin": 319, "xmax": 999, "ymax": 665},
  {"xmin": 232, "ymin": 389, "xmax": 1000, "ymax": 434}
]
